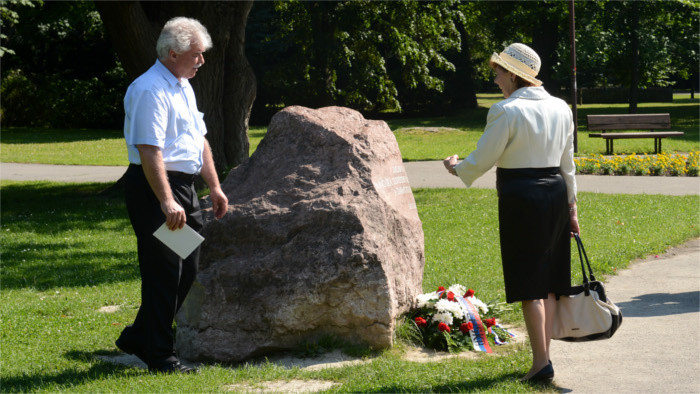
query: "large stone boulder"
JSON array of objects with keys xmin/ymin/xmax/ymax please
[{"xmin": 176, "ymin": 106, "xmax": 425, "ymax": 363}]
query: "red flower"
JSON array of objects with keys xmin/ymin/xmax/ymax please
[
  {"xmin": 414, "ymin": 317, "xmax": 428, "ymax": 328},
  {"xmin": 437, "ymin": 286, "xmax": 446, "ymax": 292},
  {"xmin": 464, "ymin": 289, "xmax": 475, "ymax": 298},
  {"xmin": 459, "ymin": 322, "xmax": 474, "ymax": 334},
  {"xmin": 438, "ymin": 322, "xmax": 451, "ymax": 332},
  {"xmin": 447, "ymin": 291, "xmax": 455, "ymax": 301},
  {"xmin": 484, "ymin": 318, "xmax": 496, "ymax": 328}
]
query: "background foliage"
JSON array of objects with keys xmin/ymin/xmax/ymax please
[
  {"xmin": 1, "ymin": 0, "xmax": 698, "ymax": 128},
  {"xmin": 0, "ymin": 1, "xmax": 127, "ymax": 128}
]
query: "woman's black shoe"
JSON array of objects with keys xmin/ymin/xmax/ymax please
[{"xmin": 521, "ymin": 363, "xmax": 554, "ymax": 384}]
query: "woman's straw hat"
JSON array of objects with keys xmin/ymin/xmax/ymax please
[{"xmin": 489, "ymin": 43, "xmax": 542, "ymax": 87}]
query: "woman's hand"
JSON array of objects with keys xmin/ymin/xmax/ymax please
[
  {"xmin": 443, "ymin": 155, "xmax": 459, "ymax": 176},
  {"xmin": 569, "ymin": 204, "xmax": 580, "ymax": 237}
]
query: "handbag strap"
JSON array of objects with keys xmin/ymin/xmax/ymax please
[{"xmin": 574, "ymin": 234, "xmax": 597, "ymax": 283}]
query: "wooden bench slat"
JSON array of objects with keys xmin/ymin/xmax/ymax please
[
  {"xmin": 593, "ymin": 132, "xmax": 684, "ymax": 139},
  {"xmin": 587, "ymin": 113, "xmax": 670, "ymax": 130},
  {"xmin": 585, "ymin": 113, "xmax": 683, "ymax": 154}
]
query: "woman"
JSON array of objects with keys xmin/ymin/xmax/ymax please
[{"xmin": 444, "ymin": 43, "xmax": 580, "ymax": 383}]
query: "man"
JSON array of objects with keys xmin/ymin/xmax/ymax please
[{"xmin": 115, "ymin": 17, "xmax": 228, "ymax": 374}]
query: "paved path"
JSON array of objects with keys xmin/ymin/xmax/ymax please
[
  {"xmin": 3, "ymin": 161, "xmax": 699, "ymax": 392},
  {"xmin": 2, "ymin": 161, "xmax": 700, "ymax": 196},
  {"xmin": 404, "ymin": 161, "xmax": 700, "ymax": 196},
  {"xmin": 551, "ymin": 239, "xmax": 700, "ymax": 393},
  {"xmin": 1, "ymin": 163, "xmax": 126, "ymax": 183}
]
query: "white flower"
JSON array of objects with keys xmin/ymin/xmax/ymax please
[
  {"xmin": 435, "ymin": 299, "xmax": 464, "ymax": 319},
  {"xmin": 468, "ymin": 296, "xmax": 490, "ymax": 314},
  {"xmin": 432, "ymin": 311, "xmax": 454, "ymax": 325},
  {"xmin": 447, "ymin": 284, "xmax": 466, "ymax": 296},
  {"xmin": 416, "ymin": 292, "xmax": 438, "ymax": 309}
]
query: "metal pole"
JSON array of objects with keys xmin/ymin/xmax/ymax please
[{"xmin": 569, "ymin": 0, "xmax": 578, "ymax": 152}]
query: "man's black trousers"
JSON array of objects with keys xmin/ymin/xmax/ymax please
[{"xmin": 120, "ymin": 164, "xmax": 203, "ymax": 363}]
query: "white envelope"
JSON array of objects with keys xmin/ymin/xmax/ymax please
[{"xmin": 153, "ymin": 222, "xmax": 204, "ymax": 259}]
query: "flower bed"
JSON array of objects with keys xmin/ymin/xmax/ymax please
[
  {"xmin": 575, "ymin": 152, "xmax": 699, "ymax": 176},
  {"xmin": 407, "ymin": 285, "xmax": 514, "ymax": 353}
]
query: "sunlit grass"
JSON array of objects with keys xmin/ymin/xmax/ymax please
[
  {"xmin": 1, "ymin": 181, "xmax": 697, "ymax": 391},
  {"xmin": 3, "ymin": 95, "xmax": 696, "ymax": 165}
]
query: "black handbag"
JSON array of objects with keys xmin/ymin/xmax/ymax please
[{"xmin": 552, "ymin": 234, "xmax": 623, "ymax": 342}]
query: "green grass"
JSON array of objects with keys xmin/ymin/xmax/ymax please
[
  {"xmin": 0, "ymin": 126, "xmax": 268, "ymax": 166},
  {"xmin": 2, "ymin": 181, "xmax": 698, "ymax": 391},
  {"xmin": 1, "ymin": 128, "xmax": 128, "ymax": 166},
  {"xmin": 3, "ymin": 95, "xmax": 697, "ymax": 165},
  {"xmin": 387, "ymin": 94, "xmax": 700, "ymax": 161}
]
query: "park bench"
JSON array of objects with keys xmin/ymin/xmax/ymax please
[{"xmin": 587, "ymin": 113, "xmax": 684, "ymax": 155}]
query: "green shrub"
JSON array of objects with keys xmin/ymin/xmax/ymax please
[{"xmin": 1, "ymin": 66, "xmax": 127, "ymax": 129}]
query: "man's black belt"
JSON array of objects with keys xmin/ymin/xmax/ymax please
[
  {"xmin": 128, "ymin": 164, "xmax": 197, "ymax": 184},
  {"xmin": 167, "ymin": 170, "xmax": 197, "ymax": 183}
]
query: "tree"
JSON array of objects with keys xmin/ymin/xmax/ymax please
[
  {"xmin": 1, "ymin": 0, "xmax": 127, "ymax": 128},
  {"xmin": 95, "ymin": 1, "xmax": 256, "ymax": 173},
  {"xmin": 246, "ymin": 0, "xmax": 464, "ymax": 121},
  {"xmin": 574, "ymin": 0, "xmax": 699, "ymax": 103},
  {"xmin": 480, "ymin": 1, "xmax": 570, "ymax": 95}
]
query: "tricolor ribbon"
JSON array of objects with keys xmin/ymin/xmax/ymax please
[
  {"xmin": 456, "ymin": 295, "xmax": 492, "ymax": 353},
  {"xmin": 491, "ymin": 324, "xmax": 516, "ymax": 345}
]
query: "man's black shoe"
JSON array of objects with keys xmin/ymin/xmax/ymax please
[{"xmin": 148, "ymin": 359, "xmax": 196, "ymax": 374}]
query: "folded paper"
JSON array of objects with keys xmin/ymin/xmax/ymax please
[{"xmin": 153, "ymin": 222, "xmax": 204, "ymax": 259}]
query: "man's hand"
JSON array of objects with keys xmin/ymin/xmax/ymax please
[
  {"xmin": 161, "ymin": 198, "xmax": 187, "ymax": 230},
  {"xmin": 200, "ymin": 139, "xmax": 228, "ymax": 220},
  {"xmin": 209, "ymin": 186, "xmax": 228, "ymax": 220},
  {"xmin": 443, "ymin": 154, "xmax": 459, "ymax": 176}
]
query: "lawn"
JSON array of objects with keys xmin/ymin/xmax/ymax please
[
  {"xmin": 1, "ymin": 92, "xmax": 698, "ymax": 391},
  {"xmin": 387, "ymin": 93, "xmax": 700, "ymax": 161},
  {"xmin": 1, "ymin": 181, "xmax": 698, "ymax": 392},
  {"xmin": 2, "ymin": 94, "xmax": 697, "ymax": 165}
]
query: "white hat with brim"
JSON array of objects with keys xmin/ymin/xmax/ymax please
[{"xmin": 489, "ymin": 43, "xmax": 542, "ymax": 87}]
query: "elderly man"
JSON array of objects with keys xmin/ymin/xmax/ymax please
[{"xmin": 115, "ymin": 17, "xmax": 228, "ymax": 374}]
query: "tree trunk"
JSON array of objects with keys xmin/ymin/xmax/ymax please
[
  {"xmin": 692, "ymin": 69, "xmax": 697, "ymax": 100},
  {"xmin": 443, "ymin": 26, "xmax": 478, "ymax": 110},
  {"xmin": 531, "ymin": 3, "xmax": 562, "ymax": 94},
  {"xmin": 628, "ymin": 1, "xmax": 640, "ymax": 114},
  {"xmin": 95, "ymin": 1, "xmax": 256, "ymax": 176},
  {"xmin": 308, "ymin": 2, "xmax": 336, "ymax": 108}
]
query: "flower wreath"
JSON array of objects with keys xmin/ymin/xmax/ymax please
[{"xmin": 409, "ymin": 284, "xmax": 514, "ymax": 353}]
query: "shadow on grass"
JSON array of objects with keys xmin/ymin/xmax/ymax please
[
  {"xmin": 1, "ymin": 182, "xmax": 139, "ymax": 290},
  {"xmin": 1, "ymin": 351, "xmax": 138, "ymax": 392},
  {"xmin": 384, "ymin": 107, "xmax": 491, "ymax": 131},
  {"xmin": 1, "ymin": 127, "xmax": 123, "ymax": 144},
  {"xmin": 1, "ymin": 243, "xmax": 138, "ymax": 289},
  {"xmin": 367, "ymin": 372, "xmax": 528, "ymax": 392}
]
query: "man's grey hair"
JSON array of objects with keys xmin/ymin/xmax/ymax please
[{"xmin": 156, "ymin": 17, "xmax": 212, "ymax": 61}]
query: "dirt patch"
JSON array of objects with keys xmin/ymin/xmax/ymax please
[
  {"xmin": 259, "ymin": 349, "xmax": 368, "ymax": 371},
  {"xmin": 99, "ymin": 327, "xmax": 524, "ymax": 373},
  {"xmin": 224, "ymin": 379, "xmax": 340, "ymax": 393},
  {"xmin": 97, "ymin": 305, "xmax": 121, "ymax": 313},
  {"xmin": 97, "ymin": 354, "xmax": 147, "ymax": 368}
]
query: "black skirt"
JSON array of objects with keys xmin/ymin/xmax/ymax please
[{"xmin": 496, "ymin": 167, "xmax": 571, "ymax": 303}]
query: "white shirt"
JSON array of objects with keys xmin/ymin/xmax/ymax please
[
  {"xmin": 455, "ymin": 87, "xmax": 577, "ymax": 203},
  {"xmin": 123, "ymin": 60, "xmax": 207, "ymax": 174}
]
